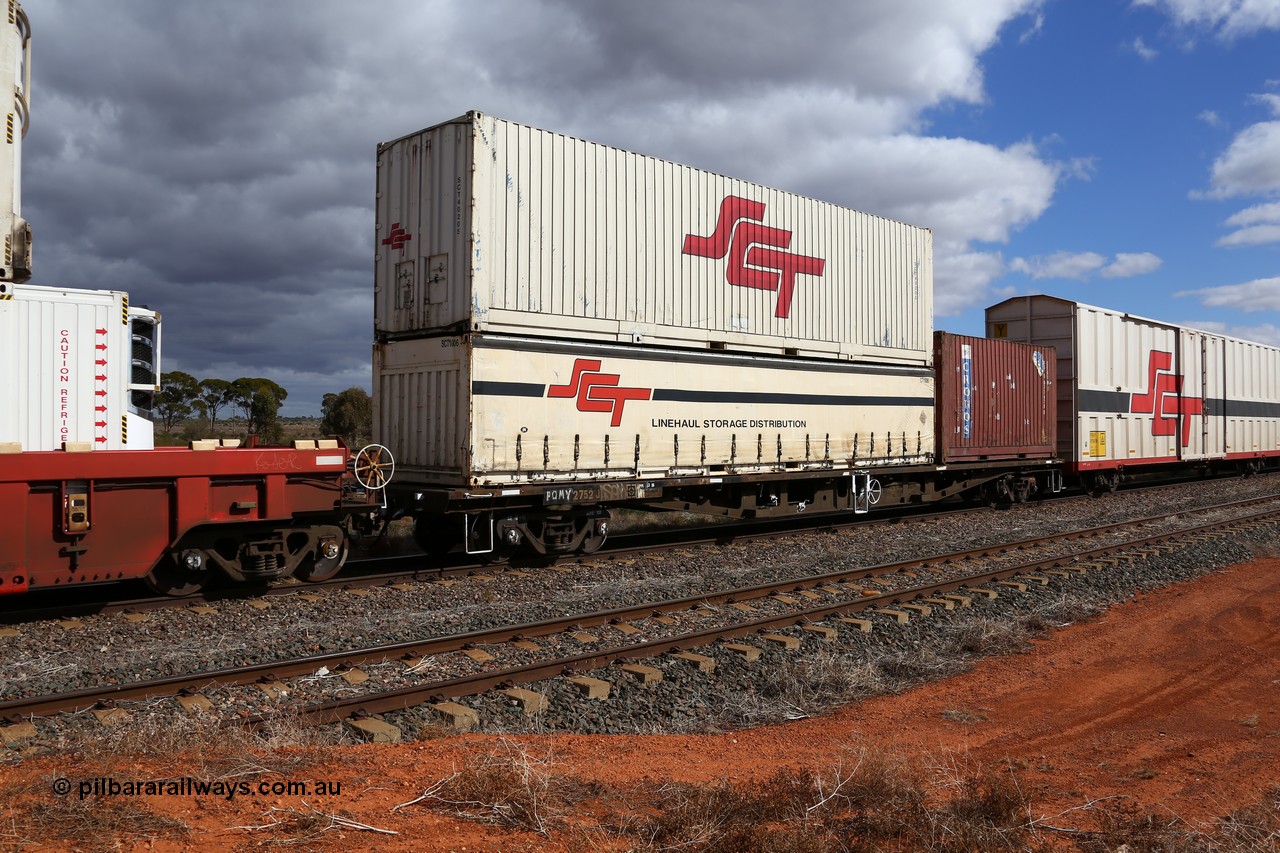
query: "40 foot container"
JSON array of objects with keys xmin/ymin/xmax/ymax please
[{"xmin": 375, "ymin": 112, "xmax": 933, "ymax": 366}]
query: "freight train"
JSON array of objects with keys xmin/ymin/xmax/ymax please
[
  {"xmin": 372, "ymin": 112, "xmax": 1279, "ymax": 561},
  {"xmin": 3, "ymin": 12, "xmax": 1278, "ymax": 598}
]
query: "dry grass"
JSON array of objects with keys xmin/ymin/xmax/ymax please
[
  {"xmin": 50, "ymin": 706, "xmax": 345, "ymax": 776},
  {"xmin": 390, "ymin": 746, "xmax": 1280, "ymax": 851},
  {"xmin": 394, "ymin": 739, "xmax": 587, "ymax": 836},
  {"xmin": 0, "ymin": 775, "xmax": 189, "ymax": 850},
  {"xmin": 1, "ymin": 714, "xmax": 356, "ymax": 850},
  {"xmin": 235, "ymin": 802, "xmax": 398, "ymax": 846},
  {"xmin": 941, "ymin": 707, "xmax": 990, "ymax": 725}
]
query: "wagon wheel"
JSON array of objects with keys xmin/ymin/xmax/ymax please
[
  {"xmin": 146, "ymin": 552, "xmax": 211, "ymax": 597},
  {"xmin": 293, "ymin": 527, "xmax": 350, "ymax": 583},
  {"xmin": 353, "ymin": 444, "xmax": 395, "ymax": 490}
]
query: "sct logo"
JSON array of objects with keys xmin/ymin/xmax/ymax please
[
  {"xmin": 1130, "ymin": 350, "xmax": 1204, "ymax": 447},
  {"xmin": 683, "ymin": 195, "xmax": 826, "ymax": 318},
  {"xmin": 548, "ymin": 358, "xmax": 652, "ymax": 427},
  {"xmin": 381, "ymin": 222, "xmax": 412, "ymax": 251}
]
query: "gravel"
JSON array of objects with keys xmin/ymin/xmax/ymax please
[{"xmin": 3, "ymin": 475, "xmax": 1279, "ymax": 752}]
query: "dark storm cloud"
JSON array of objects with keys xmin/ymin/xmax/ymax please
[
  {"xmin": 25, "ymin": 1, "xmax": 381, "ymax": 413},
  {"xmin": 21, "ymin": 0, "xmax": 1055, "ymax": 413}
]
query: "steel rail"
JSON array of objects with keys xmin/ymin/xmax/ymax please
[
  {"xmin": 4, "ymin": 497, "xmax": 1277, "ymax": 723},
  {"xmin": 248, "ymin": 506, "xmax": 1280, "ymax": 728}
]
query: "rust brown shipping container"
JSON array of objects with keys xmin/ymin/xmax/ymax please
[{"xmin": 933, "ymin": 332, "xmax": 1056, "ymax": 462}]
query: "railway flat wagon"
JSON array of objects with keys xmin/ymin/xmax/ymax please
[
  {"xmin": 0, "ymin": 442, "xmax": 376, "ymax": 596},
  {"xmin": 986, "ymin": 295, "xmax": 1280, "ymax": 491},
  {"xmin": 376, "ymin": 333, "xmax": 937, "ymax": 554},
  {"xmin": 1, "ymin": 284, "xmax": 384, "ymax": 597}
]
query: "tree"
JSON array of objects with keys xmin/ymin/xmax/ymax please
[
  {"xmin": 155, "ymin": 371, "xmax": 200, "ymax": 433},
  {"xmin": 196, "ymin": 378, "xmax": 235, "ymax": 433},
  {"xmin": 231, "ymin": 377, "xmax": 288, "ymax": 443},
  {"xmin": 321, "ymin": 387, "xmax": 373, "ymax": 448}
]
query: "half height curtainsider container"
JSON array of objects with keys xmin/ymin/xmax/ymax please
[
  {"xmin": 375, "ymin": 111, "xmax": 933, "ymax": 366},
  {"xmin": 375, "ymin": 333, "xmax": 936, "ymax": 488}
]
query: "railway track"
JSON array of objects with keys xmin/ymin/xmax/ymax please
[
  {"xmin": 1, "ymin": 472, "xmax": 1259, "ymax": 626},
  {"xmin": 4, "ymin": 491, "xmax": 1278, "ymax": 735}
]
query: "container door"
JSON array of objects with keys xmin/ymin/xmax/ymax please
[
  {"xmin": 1175, "ymin": 330, "xmax": 1219, "ymax": 462},
  {"xmin": 1201, "ymin": 334, "xmax": 1226, "ymax": 459}
]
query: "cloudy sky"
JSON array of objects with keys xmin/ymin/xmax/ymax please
[{"xmin": 23, "ymin": 0, "xmax": 1280, "ymax": 415}]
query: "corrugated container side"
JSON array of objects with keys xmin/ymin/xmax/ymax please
[
  {"xmin": 376, "ymin": 112, "xmax": 933, "ymax": 366},
  {"xmin": 374, "ymin": 333, "xmax": 936, "ymax": 487},
  {"xmin": 986, "ymin": 295, "xmax": 1076, "ymax": 459},
  {"xmin": 1, "ymin": 285, "xmax": 155, "ymax": 451},
  {"xmin": 933, "ymin": 332, "xmax": 1055, "ymax": 461},
  {"xmin": 1224, "ymin": 337, "xmax": 1280, "ymax": 458},
  {"xmin": 987, "ymin": 294, "xmax": 1280, "ymax": 470},
  {"xmin": 373, "ymin": 338, "xmax": 467, "ymax": 476}
]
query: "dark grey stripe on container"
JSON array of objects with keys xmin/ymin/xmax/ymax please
[
  {"xmin": 1080, "ymin": 389, "xmax": 1280, "ymax": 419},
  {"xmin": 1206, "ymin": 398, "xmax": 1280, "ymax": 418},
  {"xmin": 1078, "ymin": 389, "xmax": 1131, "ymax": 413},
  {"xmin": 473, "ymin": 381, "xmax": 546, "ymax": 397}
]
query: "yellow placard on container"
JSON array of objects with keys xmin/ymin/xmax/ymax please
[{"xmin": 1089, "ymin": 431, "xmax": 1107, "ymax": 457}]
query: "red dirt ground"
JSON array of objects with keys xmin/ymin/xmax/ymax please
[{"xmin": 6, "ymin": 556, "xmax": 1280, "ymax": 850}]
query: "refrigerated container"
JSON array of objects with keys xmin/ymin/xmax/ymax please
[{"xmin": 0, "ymin": 284, "xmax": 159, "ymax": 451}]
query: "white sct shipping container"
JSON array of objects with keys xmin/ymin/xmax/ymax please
[
  {"xmin": 986, "ymin": 295, "xmax": 1280, "ymax": 469},
  {"xmin": 1, "ymin": 285, "xmax": 160, "ymax": 451},
  {"xmin": 376, "ymin": 112, "xmax": 933, "ymax": 366},
  {"xmin": 374, "ymin": 334, "xmax": 936, "ymax": 487}
]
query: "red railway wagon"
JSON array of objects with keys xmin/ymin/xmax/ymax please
[{"xmin": 0, "ymin": 442, "xmax": 381, "ymax": 596}]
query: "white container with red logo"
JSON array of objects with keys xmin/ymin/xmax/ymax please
[
  {"xmin": 374, "ymin": 333, "xmax": 935, "ymax": 486},
  {"xmin": 986, "ymin": 295, "xmax": 1280, "ymax": 473},
  {"xmin": 0, "ymin": 285, "xmax": 159, "ymax": 451},
  {"xmin": 375, "ymin": 112, "xmax": 933, "ymax": 368}
]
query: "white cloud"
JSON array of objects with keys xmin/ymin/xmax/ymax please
[
  {"xmin": 1100, "ymin": 252, "xmax": 1164, "ymax": 277},
  {"xmin": 1009, "ymin": 250, "xmax": 1165, "ymax": 280},
  {"xmin": 1218, "ymin": 197, "xmax": 1280, "ymax": 242},
  {"xmin": 935, "ymin": 248, "xmax": 1007, "ymax": 315},
  {"xmin": 1205, "ymin": 119, "xmax": 1280, "ymax": 199},
  {"xmin": 1132, "ymin": 36, "xmax": 1159, "ymax": 59},
  {"xmin": 1199, "ymin": 94, "xmax": 1280, "ymax": 247},
  {"xmin": 1226, "ymin": 200, "xmax": 1280, "ymax": 224},
  {"xmin": 1010, "ymin": 251, "xmax": 1105, "ymax": 279},
  {"xmin": 1134, "ymin": 0, "xmax": 1280, "ymax": 38},
  {"xmin": 1198, "ymin": 109, "xmax": 1223, "ymax": 127},
  {"xmin": 1175, "ymin": 277, "xmax": 1280, "ymax": 311},
  {"xmin": 1217, "ymin": 224, "xmax": 1280, "ymax": 246},
  {"xmin": 1020, "ymin": 12, "xmax": 1046, "ymax": 42}
]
